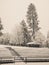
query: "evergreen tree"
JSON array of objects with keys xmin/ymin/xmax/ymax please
[
  {"xmin": 26, "ymin": 3, "xmax": 40, "ymax": 39},
  {"xmin": 20, "ymin": 20, "xmax": 31, "ymax": 45},
  {"xmin": 0, "ymin": 18, "xmax": 3, "ymax": 36}
]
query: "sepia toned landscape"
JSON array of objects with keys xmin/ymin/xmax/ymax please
[{"xmin": 0, "ymin": 0, "xmax": 49, "ymax": 65}]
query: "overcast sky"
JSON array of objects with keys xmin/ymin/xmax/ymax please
[{"xmin": 0, "ymin": 0, "xmax": 49, "ymax": 37}]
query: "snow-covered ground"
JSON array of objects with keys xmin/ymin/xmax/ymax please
[
  {"xmin": 0, "ymin": 45, "xmax": 49, "ymax": 65},
  {"xmin": 0, "ymin": 45, "xmax": 49, "ymax": 58}
]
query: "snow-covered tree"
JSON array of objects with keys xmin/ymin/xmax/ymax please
[
  {"xmin": 20, "ymin": 20, "xmax": 31, "ymax": 45},
  {"xmin": 35, "ymin": 31, "xmax": 46, "ymax": 47},
  {"xmin": 0, "ymin": 18, "xmax": 3, "ymax": 36},
  {"xmin": 46, "ymin": 31, "xmax": 49, "ymax": 47},
  {"xmin": 26, "ymin": 3, "xmax": 40, "ymax": 39}
]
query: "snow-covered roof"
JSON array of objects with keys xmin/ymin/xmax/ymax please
[{"xmin": 26, "ymin": 41, "xmax": 40, "ymax": 45}]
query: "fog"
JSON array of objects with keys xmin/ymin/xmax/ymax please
[{"xmin": 0, "ymin": 0, "xmax": 49, "ymax": 37}]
